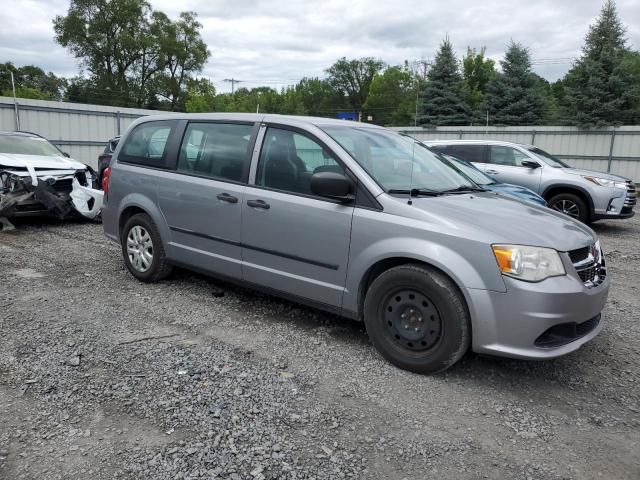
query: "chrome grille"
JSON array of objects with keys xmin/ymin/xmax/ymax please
[
  {"xmin": 570, "ymin": 242, "xmax": 606, "ymax": 287},
  {"xmin": 624, "ymin": 181, "xmax": 636, "ymax": 208}
]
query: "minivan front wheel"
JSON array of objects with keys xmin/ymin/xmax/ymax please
[
  {"xmin": 363, "ymin": 264, "xmax": 470, "ymax": 374},
  {"xmin": 121, "ymin": 213, "xmax": 173, "ymax": 282}
]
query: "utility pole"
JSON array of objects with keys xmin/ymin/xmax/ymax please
[
  {"xmin": 10, "ymin": 71, "xmax": 20, "ymax": 131},
  {"xmin": 223, "ymin": 78, "xmax": 243, "ymax": 94}
]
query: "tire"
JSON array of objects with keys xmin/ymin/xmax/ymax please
[
  {"xmin": 363, "ymin": 264, "xmax": 470, "ymax": 374},
  {"xmin": 548, "ymin": 192, "xmax": 589, "ymax": 223},
  {"xmin": 121, "ymin": 213, "xmax": 173, "ymax": 282}
]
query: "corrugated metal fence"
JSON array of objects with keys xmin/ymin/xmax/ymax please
[
  {"xmin": 1, "ymin": 97, "xmax": 639, "ymax": 182},
  {"xmin": 394, "ymin": 126, "xmax": 640, "ymax": 183},
  {"xmin": 0, "ymin": 96, "xmax": 160, "ymax": 169}
]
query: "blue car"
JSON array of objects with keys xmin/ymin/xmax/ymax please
[{"xmin": 441, "ymin": 154, "xmax": 547, "ymax": 207}]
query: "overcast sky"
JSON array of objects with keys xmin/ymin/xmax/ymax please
[{"xmin": 1, "ymin": 0, "xmax": 639, "ymax": 92}]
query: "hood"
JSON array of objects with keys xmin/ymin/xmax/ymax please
[
  {"xmin": 484, "ymin": 183, "xmax": 546, "ymax": 206},
  {"xmin": 560, "ymin": 167, "xmax": 629, "ymax": 182},
  {"xmin": 0, "ymin": 153, "xmax": 86, "ymax": 171},
  {"xmin": 407, "ymin": 192, "xmax": 595, "ymax": 252}
]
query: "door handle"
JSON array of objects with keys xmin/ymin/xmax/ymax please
[
  {"xmin": 216, "ymin": 193, "xmax": 238, "ymax": 204},
  {"xmin": 486, "ymin": 170, "xmax": 500, "ymax": 174},
  {"xmin": 247, "ymin": 199, "xmax": 270, "ymax": 210}
]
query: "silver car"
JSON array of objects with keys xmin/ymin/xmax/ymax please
[
  {"xmin": 102, "ymin": 114, "xmax": 609, "ymax": 373},
  {"xmin": 426, "ymin": 140, "xmax": 636, "ymax": 223}
]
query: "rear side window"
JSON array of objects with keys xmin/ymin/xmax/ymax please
[
  {"xmin": 489, "ymin": 146, "xmax": 530, "ymax": 167},
  {"xmin": 119, "ymin": 121, "xmax": 174, "ymax": 167},
  {"xmin": 177, "ymin": 122, "xmax": 253, "ymax": 182},
  {"xmin": 447, "ymin": 144, "xmax": 486, "ymax": 163}
]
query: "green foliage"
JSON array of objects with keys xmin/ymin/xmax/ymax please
[
  {"xmin": 326, "ymin": 57, "xmax": 384, "ymax": 112},
  {"xmin": 562, "ymin": 0, "xmax": 639, "ymax": 126},
  {"xmin": 53, "ymin": 0, "xmax": 209, "ymax": 110},
  {"xmin": 462, "ymin": 47, "xmax": 496, "ymax": 119},
  {"xmin": 418, "ymin": 38, "xmax": 470, "ymax": 127},
  {"xmin": 484, "ymin": 41, "xmax": 545, "ymax": 125},
  {"xmin": 0, "ymin": 62, "xmax": 66, "ymax": 100},
  {"xmin": 364, "ymin": 65, "xmax": 416, "ymax": 126}
]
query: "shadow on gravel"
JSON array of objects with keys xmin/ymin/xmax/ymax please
[
  {"xmin": 169, "ymin": 267, "xmax": 370, "ymax": 342},
  {"xmin": 590, "ymin": 220, "xmax": 636, "ymax": 234},
  {"xmin": 3, "ymin": 216, "xmax": 93, "ymax": 230}
]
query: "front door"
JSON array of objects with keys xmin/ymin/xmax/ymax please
[
  {"xmin": 157, "ymin": 121, "xmax": 256, "ymax": 279},
  {"xmin": 241, "ymin": 126, "xmax": 354, "ymax": 309},
  {"xmin": 485, "ymin": 145, "xmax": 543, "ymax": 192}
]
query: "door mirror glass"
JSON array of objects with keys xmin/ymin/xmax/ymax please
[
  {"xmin": 521, "ymin": 160, "xmax": 541, "ymax": 169},
  {"xmin": 310, "ymin": 171, "xmax": 354, "ymax": 201}
]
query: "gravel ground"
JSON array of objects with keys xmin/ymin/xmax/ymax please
[{"xmin": 0, "ymin": 215, "xmax": 639, "ymax": 479}]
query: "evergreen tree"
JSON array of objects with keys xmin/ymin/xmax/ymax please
[
  {"xmin": 484, "ymin": 41, "xmax": 545, "ymax": 125},
  {"xmin": 418, "ymin": 38, "xmax": 470, "ymax": 126},
  {"xmin": 562, "ymin": 0, "xmax": 640, "ymax": 126}
]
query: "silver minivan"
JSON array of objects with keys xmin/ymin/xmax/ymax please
[{"xmin": 102, "ymin": 114, "xmax": 609, "ymax": 373}]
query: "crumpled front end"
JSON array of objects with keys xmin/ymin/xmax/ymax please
[{"xmin": 0, "ymin": 167, "xmax": 104, "ymax": 226}]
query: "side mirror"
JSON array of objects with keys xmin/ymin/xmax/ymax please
[
  {"xmin": 310, "ymin": 171, "xmax": 354, "ymax": 202},
  {"xmin": 521, "ymin": 160, "xmax": 540, "ymax": 169}
]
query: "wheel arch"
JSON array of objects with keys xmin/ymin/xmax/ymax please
[
  {"xmin": 355, "ymin": 256, "xmax": 473, "ymax": 325},
  {"xmin": 542, "ymin": 184, "xmax": 594, "ymax": 218},
  {"xmin": 116, "ymin": 193, "xmax": 169, "ymax": 243}
]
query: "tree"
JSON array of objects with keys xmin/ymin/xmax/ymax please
[
  {"xmin": 0, "ymin": 62, "xmax": 67, "ymax": 100},
  {"xmin": 155, "ymin": 11, "xmax": 210, "ymax": 111},
  {"xmin": 462, "ymin": 48, "xmax": 496, "ymax": 118},
  {"xmin": 364, "ymin": 64, "xmax": 416, "ymax": 126},
  {"xmin": 326, "ymin": 57, "xmax": 384, "ymax": 114},
  {"xmin": 418, "ymin": 38, "xmax": 470, "ymax": 126},
  {"xmin": 295, "ymin": 77, "xmax": 344, "ymax": 117},
  {"xmin": 53, "ymin": 0, "xmax": 209, "ymax": 109},
  {"xmin": 484, "ymin": 41, "xmax": 545, "ymax": 125},
  {"xmin": 185, "ymin": 78, "xmax": 217, "ymax": 112},
  {"xmin": 54, "ymin": 0, "xmax": 153, "ymax": 106},
  {"xmin": 562, "ymin": 0, "xmax": 639, "ymax": 126}
]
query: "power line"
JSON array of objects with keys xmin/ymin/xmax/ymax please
[{"xmin": 223, "ymin": 78, "xmax": 243, "ymax": 94}]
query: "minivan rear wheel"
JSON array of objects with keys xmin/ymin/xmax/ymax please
[
  {"xmin": 121, "ymin": 213, "xmax": 173, "ymax": 282},
  {"xmin": 363, "ymin": 264, "xmax": 470, "ymax": 374},
  {"xmin": 548, "ymin": 193, "xmax": 589, "ymax": 223}
]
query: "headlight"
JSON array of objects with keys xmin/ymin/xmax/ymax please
[
  {"xmin": 584, "ymin": 176, "xmax": 627, "ymax": 189},
  {"xmin": 492, "ymin": 245, "xmax": 565, "ymax": 282}
]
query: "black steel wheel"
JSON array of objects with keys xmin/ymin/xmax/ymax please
[
  {"xmin": 383, "ymin": 289, "xmax": 442, "ymax": 352},
  {"xmin": 364, "ymin": 264, "xmax": 470, "ymax": 374}
]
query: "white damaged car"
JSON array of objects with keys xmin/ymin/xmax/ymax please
[{"xmin": 0, "ymin": 131, "xmax": 103, "ymax": 227}]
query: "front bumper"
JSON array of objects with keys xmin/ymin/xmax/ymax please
[
  {"xmin": 467, "ymin": 266, "xmax": 609, "ymax": 360},
  {"xmin": 592, "ymin": 183, "xmax": 636, "ymax": 220}
]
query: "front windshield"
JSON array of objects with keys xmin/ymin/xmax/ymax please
[
  {"xmin": 321, "ymin": 126, "xmax": 476, "ymax": 192},
  {"xmin": 0, "ymin": 135, "xmax": 63, "ymax": 157},
  {"xmin": 441, "ymin": 155, "xmax": 495, "ymax": 185},
  {"xmin": 528, "ymin": 147, "xmax": 569, "ymax": 168}
]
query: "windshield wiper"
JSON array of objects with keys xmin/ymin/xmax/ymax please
[
  {"xmin": 388, "ymin": 188, "xmax": 442, "ymax": 197},
  {"xmin": 439, "ymin": 185, "xmax": 487, "ymax": 194}
]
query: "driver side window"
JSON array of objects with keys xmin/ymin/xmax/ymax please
[
  {"xmin": 256, "ymin": 128, "xmax": 343, "ymax": 195},
  {"xmin": 489, "ymin": 146, "xmax": 530, "ymax": 167}
]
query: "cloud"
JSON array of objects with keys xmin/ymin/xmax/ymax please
[{"xmin": 1, "ymin": 0, "xmax": 639, "ymax": 91}]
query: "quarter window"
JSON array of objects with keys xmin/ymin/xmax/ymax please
[
  {"xmin": 489, "ymin": 146, "xmax": 530, "ymax": 167},
  {"xmin": 177, "ymin": 123, "xmax": 253, "ymax": 182},
  {"xmin": 256, "ymin": 128, "xmax": 344, "ymax": 195},
  {"xmin": 119, "ymin": 122, "xmax": 173, "ymax": 167}
]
